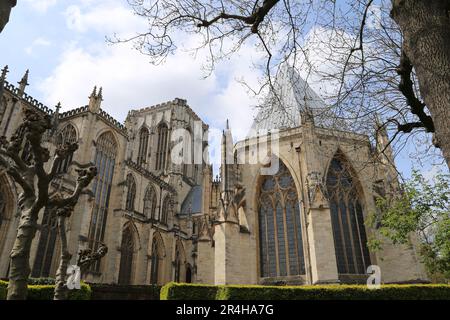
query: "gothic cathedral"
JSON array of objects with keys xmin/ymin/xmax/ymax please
[{"xmin": 0, "ymin": 66, "xmax": 427, "ymax": 286}]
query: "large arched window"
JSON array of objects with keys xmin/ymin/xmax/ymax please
[
  {"xmin": 125, "ymin": 174, "xmax": 136, "ymax": 212},
  {"xmin": 155, "ymin": 123, "xmax": 168, "ymax": 171},
  {"xmin": 137, "ymin": 127, "xmax": 149, "ymax": 166},
  {"xmin": 144, "ymin": 185, "xmax": 157, "ymax": 219},
  {"xmin": 55, "ymin": 124, "xmax": 77, "ymax": 173},
  {"xmin": 326, "ymin": 153, "xmax": 371, "ymax": 275},
  {"xmin": 32, "ymin": 208, "xmax": 58, "ymax": 278},
  {"xmin": 161, "ymin": 195, "xmax": 173, "ymax": 225},
  {"xmin": 258, "ymin": 161, "xmax": 305, "ymax": 278},
  {"xmin": 150, "ymin": 235, "xmax": 165, "ymax": 285},
  {"xmin": 118, "ymin": 226, "xmax": 135, "ymax": 285},
  {"xmin": 88, "ymin": 131, "xmax": 117, "ymax": 271}
]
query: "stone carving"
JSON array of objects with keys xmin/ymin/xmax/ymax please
[
  {"xmin": 306, "ymin": 171, "xmax": 328, "ymax": 208},
  {"xmin": 77, "ymin": 243, "xmax": 109, "ymax": 275}
]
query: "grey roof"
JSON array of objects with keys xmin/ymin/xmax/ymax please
[
  {"xmin": 250, "ymin": 64, "xmax": 328, "ymax": 132},
  {"xmin": 180, "ymin": 185, "xmax": 203, "ymax": 215}
]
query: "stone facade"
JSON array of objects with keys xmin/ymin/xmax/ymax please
[{"xmin": 0, "ymin": 67, "xmax": 427, "ymax": 287}]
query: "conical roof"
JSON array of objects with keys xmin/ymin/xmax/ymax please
[{"xmin": 251, "ymin": 64, "xmax": 327, "ymax": 132}]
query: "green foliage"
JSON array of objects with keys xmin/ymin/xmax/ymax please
[
  {"xmin": 160, "ymin": 282, "xmax": 219, "ymax": 300},
  {"xmin": 28, "ymin": 278, "xmax": 56, "ymax": 285},
  {"xmin": 161, "ymin": 282, "xmax": 450, "ymax": 300},
  {"xmin": 0, "ymin": 280, "xmax": 6, "ymax": 300},
  {"xmin": 0, "ymin": 280, "xmax": 91, "ymax": 300},
  {"xmin": 368, "ymin": 170, "xmax": 450, "ymax": 281},
  {"xmin": 89, "ymin": 283, "xmax": 161, "ymax": 300}
]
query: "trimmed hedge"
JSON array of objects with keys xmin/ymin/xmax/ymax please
[
  {"xmin": 89, "ymin": 284, "xmax": 161, "ymax": 300},
  {"xmin": 0, "ymin": 280, "xmax": 91, "ymax": 300},
  {"xmin": 161, "ymin": 283, "xmax": 450, "ymax": 300},
  {"xmin": 160, "ymin": 282, "xmax": 219, "ymax": 300}
]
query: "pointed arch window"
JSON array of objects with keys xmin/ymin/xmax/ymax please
[
  {"xmin": 118, "ymin": 226, "xmax": 134, "ymax": 285},
  {"xmin": 125, "ymin": 174, "xmax": 136, "ymax": 212},
  {"xmin": 258, "ymin": 161, "xmax": 305, "ymax": 278},
  {"xmin": 182, "ymin": 128, "xmax": 192, "ymax": 177},
  {"xmin": 137, "ymin": 127, "xmax": 149, "ymax": 166},
  {"xmin": 326, "ymin": 154, "xmax": 371, "ymax": 275},
  {"xmin": 55, "ymin": 124, "xmax": 77, "ymax": 173},
  {"xmin": 144, "ymin": 185, "xmax": 157, "ymax": 219},
  {"xmin": 161, "ymin": 195, "xmax": 173, "ymax": 225},
  {"xmin": 150, "ymin": 237, "xmax": 163, "ymax": 285},
  {"xmin": 173, "ymin": 242, "xmax": 185, "ymax": 283},
  {"xmin": 88, "ymin": 131, "xmax": 117, "ymax": 271},
  {"xmin": 32, "ymin": 208, "xmax": 58, "ymax": 278},
  {"xmin": 155, "ymin": 123, "xmax": 168, "ymax": 171}
]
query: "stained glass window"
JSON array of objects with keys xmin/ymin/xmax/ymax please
[
  {"xmin": 88, "ymin": 131, "xmax": 117, "ymax": 271},
  {"xmin": 258, "ymin": 161, "xmax": 305, "ymax": 278},
  {"xmin": 155, "ymin": 123, "xmax": 168, "ymax": 171},
  {"xmin": 326, "ymin": 154, "xmax": 371, "ymax": 275},
  {"xmin": 137, "ymin": 127, "xmax": 149, "ymax": 166},
  {"xmin": 118, "ymin": 226, "xmax": 134, "ymax": 285},
  {"xmin": 125, "ymin": 174, "xmax": 136, "ymax": 212},
  {"xmin": 150, "ymin": 236, "xmax": 163, "ymax": 285},
  {"xmin": 144, "ymin": 185, "xmax": 157, "ymax": 219},
  {"xmin": 161, "ymin": 195, "xmax": 173, "ymax": 225},
  {"xmin": 55, "ymin": 124, "xmax": 77, "ymax": 173},
  {"xmin": 32, "ymin": 208, "xmax": 58, "ymax": 278}
]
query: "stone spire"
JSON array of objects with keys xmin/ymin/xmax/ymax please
[
  {"xmin": 221, "ymin": 119, "xmax": 234, "ymax": 194},
  {"xmin": 0, "ymin": 65, "xmax": 8, "ymax": 97},
  {"xmin": 0, "ymin": 65, "xmax": 8, "ymax": 82},
  {"xmin": 88, "ymin": 86, "xmax": 103, "ymax": 113},
  {"xmin": 51, "ymin": 102, "xmax": 62, "ymax": 133},
  {"xmin": 18, "ymin": 69, "xmax": 29, "ymax": 97},
  {"xmin": 374, "ymin": 114, "xmax": 394, "ymax": 164}
]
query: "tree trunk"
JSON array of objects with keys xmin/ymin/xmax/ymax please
[
  {"xmin": 391, "ymin": 0, "xmax": 450, "ymax": 168},
  {"xmin": 7, "ymin": 203, "xmax": 39, "ymax": 300},
  {"xmin": 54, "ymin": 216, "xmax": 71, "ymax": 300}
]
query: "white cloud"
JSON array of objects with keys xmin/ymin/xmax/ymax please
[
  {"xmin": 25, "ymin": 37, "xmax": 51, "ymax": 55},
  {"xmin": 24, "ymin": 0, "xmax": 58, "ymax": 13},
  {"xmin": 38, "ymin": 39, "xmax": 260, "ymax": 168},
  {"xmin": 64, "ymin": 1, "xmax": 146, "ymax": 36}
]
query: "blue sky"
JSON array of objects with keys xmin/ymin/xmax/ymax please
[{"xmin": 0, "ymin": 0, "xmax": 445, "ymax": 179}]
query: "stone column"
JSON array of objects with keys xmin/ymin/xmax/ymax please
[{"xmin": 298, "ymin": 117, "xmax": 339, "ymax": 284}]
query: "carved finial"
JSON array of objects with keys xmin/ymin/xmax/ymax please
[
  {"xmin": 18, "ymin": 69, "xmax": 29, "ymax": 96},
  {"xmin": 88, "ymin": 85, "xmax": 102, "ymax": 113},
  {"xmin": 55, "ymin": 102, "xmax": 62, "ymax": 113},
  {"xmin": 1, "ymin": 65, "xmax": 9, "ymax": 81},
  {"xmin": 89, "ymin": 86, "xmax": 97, "ymax": 98}
]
